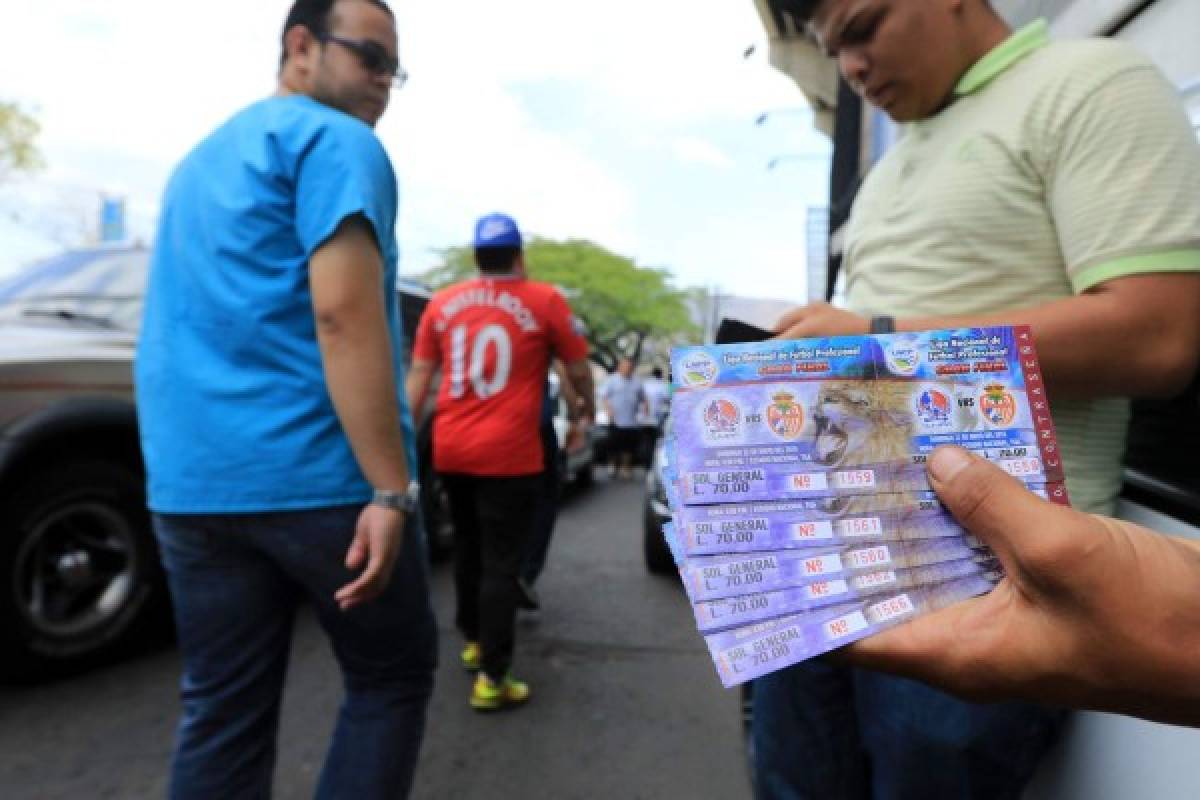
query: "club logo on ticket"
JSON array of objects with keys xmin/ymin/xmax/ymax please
[
  {"xmin": 766, "ymin": 391, "xmax": 805, "ymax": 440},
  {"xmin": 702, "ymin": 395, "xmax": 742, "ymax": 442},
  {"xmin": 979, "ymin": 383, "xmax": 1017, "ymax": 427},
  {"xmin": 914, "ymin": 385, "xmax": 953, "ymax": 429}
]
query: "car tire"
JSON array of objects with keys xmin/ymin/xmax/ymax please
[
  {"xmin": 0, "ymin": 460, "xmax": 168, "ymax": 680},
  {"xmin": 642, "ymin": 502, "xmax": 675, "ymax": 575},
  {"xmin": 742, "ymin": 682, "xmax": 756, "ymax": 787}
]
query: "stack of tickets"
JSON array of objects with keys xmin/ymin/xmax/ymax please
[{"xmin": 662, "ymin": 326, "xmax": 1068, "ymax": 687}]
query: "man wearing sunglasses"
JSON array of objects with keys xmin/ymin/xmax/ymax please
[{"xmin": 136, "ymin": 1, "xmax": 435, "ymax": 797}]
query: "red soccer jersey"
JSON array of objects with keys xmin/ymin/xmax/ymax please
[{"xmin": 413, "ymin": 276, "xmax": 590, "ymax": 476}]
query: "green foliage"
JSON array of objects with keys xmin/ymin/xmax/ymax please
[
  {"xmin": 0, "ymin": 102, "xmax": 44, "ymax": 182},
  {"xmin": 419, "ymin": 237, "xmax": 699, "ymax": 371}
]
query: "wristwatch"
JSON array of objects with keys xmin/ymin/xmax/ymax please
[
  {"xmin": 371, "ymin": 481, "xmax": 420, "ymax": 514},
  {"xmin": 869, "ymin": 315, "xmax": 896, "ymax": 335}
]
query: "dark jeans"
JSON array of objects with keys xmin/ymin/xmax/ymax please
[
  {"xmin": 752, "ymin": 660, "xmax": 1063, "ymax": 800},
  {"xmin": 521, "ymin": 421, "xmax": 560, "ymax": 585},
  {"xmin": 441, "ymin": 473, "xmax": 540, "ymax": 681},
  {"xmin": 609, "ymin": 425, "xmax": 641, "ymax": 465},
  {"xmin": 153, "ymin": 506, "xmax": 437, "ymax": 800}
]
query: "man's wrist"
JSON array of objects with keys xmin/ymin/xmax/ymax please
[
  {"xmin": 371, "ymin": 480, "xmax": 420, "ymax": 513},
  {"xmin": 869, "ymin": 315, "xmax": 896, "ymax": 335}
]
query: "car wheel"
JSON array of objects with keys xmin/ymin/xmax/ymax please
[
  {"xmin": 0, "ymin": 460, "xmax": 166, "ymax": 679},
  {"xmin": 642, "ymin": 501, "xmax": 675, "ymax": 575},
  {"xmin": 742, "ymin": 682, "xmax": 756, "ymax": 787}
]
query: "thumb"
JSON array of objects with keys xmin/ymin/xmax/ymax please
[
  {"xmin": 345, "ymin": 515, "xmax": 369, "ymax": 570},
  {"xmin": 926, "ymin": 446, "xmax": 1067, "ymax": 573}
]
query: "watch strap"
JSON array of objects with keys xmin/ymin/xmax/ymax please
[
  {"xmin": 371, "ymin": 481, "xmax": 420, "ymax": 513},
  {"xmin": 869, "ymin": 315, "xmax": 896, "ymax": 335}
]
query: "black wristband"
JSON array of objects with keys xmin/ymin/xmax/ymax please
[{"xmin": 869, "ymin": 315, "xmax": 896, "ymax": 334}]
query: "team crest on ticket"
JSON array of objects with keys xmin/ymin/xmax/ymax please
[
  {"xmin": 884, "ymin": 340, "xmax": 920, "ymax": 376},
  {"xmin": 915, "ymin": 386, "xmax": 952, "ymax": 428},
  {"xmin": 979, "ymin": 383, "xmax": 1017, "ymax": 427},
  {"xmin": 766, "ymin": 391, "xmax": 805, "ymax": 440},
  {"xmin": 681, "ymin": 352, "xmax": 719, "ymax": 388},
  {"xmin": 702, "ymin": 396, "xmax": 742, "ymax": 441}
]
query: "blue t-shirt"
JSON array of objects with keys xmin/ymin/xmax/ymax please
[{"xmin": 136, "ymin": 95, "xmax": 417, "ymax": 513}]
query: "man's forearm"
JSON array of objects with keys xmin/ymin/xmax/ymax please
[
  {"xmin": 405, "ymin": 361, "xmax": 435, "ymax": 428},
  {"xmin": 552, "ymin": 360, "xmax": 581, "ymax": 421},
  {"xmin": 565, "ymin": 360, "xmax": 596, "ymax": 420},
  {"xmin": 900, "ymin": 275, "xmax": 1200, "ymax": 399},
  {"xmin": 317, "ymin": 309, "xmax": 410, "ymax": 491}
]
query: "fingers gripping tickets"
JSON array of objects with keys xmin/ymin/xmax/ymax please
[
  {"xmin": 845, "ymin": 447, "xmax": 1200, "ymax": 728},
  {"xmin": 664, "ymin": 328, "xmax": 1075, "ymax": 690}
]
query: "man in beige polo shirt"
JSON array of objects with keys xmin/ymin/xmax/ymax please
[{"xmin": 755, "ymin": 1, "xmax": 1200, "ymax": 798}]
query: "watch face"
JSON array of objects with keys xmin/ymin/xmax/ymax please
[{"xmin": 403, "ymin": 481, "xmax": 421, "ymax": 513}]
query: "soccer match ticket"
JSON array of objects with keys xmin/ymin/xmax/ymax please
[
  {"xmin": 668, "ymin": 327, "xmax": 1063, "ymax": 505},
  {"xmin": 691, "ymin": 557, "xmax": 997, "ymax": 633},
  {"xmin": 703, "ymin": 573, "xmax": 998, "ymax": 687},
  {"xmin": 666, "ymin": 483, "xmax": 1067, "ymax": 556},
  {"xmin": 677, "ymin": 537, "xmax": 988, "ymax": 603}
]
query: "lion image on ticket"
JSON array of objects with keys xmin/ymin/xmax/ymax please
[{"xmin": 809, "ymin": 380, "xmax": 978, "ymax": 514}]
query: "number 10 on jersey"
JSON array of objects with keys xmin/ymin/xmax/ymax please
[{"xmin": 450, "ymin": 324, "xmax": 513, "ymax": 399}]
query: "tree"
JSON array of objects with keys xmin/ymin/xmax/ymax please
[
  {"xmin": 0, "ymin": 102, "xmax": 44, "ymax": 184},
  {"xmin": 419, "ymin": 237, "xmax": 700, "ymax": 372}
]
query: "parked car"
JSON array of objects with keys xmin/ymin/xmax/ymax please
[
  {"xmin": 0, "ymin": 245, "xmax": 433, "ymax": 678},
  {"xmin": 642, "ymin": 413, "xmax": 674, "ymax": 575}
]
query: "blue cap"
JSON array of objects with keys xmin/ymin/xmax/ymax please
[{"xmin": 473, "ymin": 212, "xmax": 523, "ymax": 249}]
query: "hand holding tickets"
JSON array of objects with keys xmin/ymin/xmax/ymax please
[
  {"xmin": 664, "ymin": 326, "xmax": 1070, "ymax": 687},
  {"xmin": 845, "ymin": 447, "xmax": 1200, "ymax": 728}
]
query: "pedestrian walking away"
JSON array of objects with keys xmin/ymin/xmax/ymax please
[
  {"xmin": 407, "ymin": 212, "xmax": 595, "ymax": 711},
  {"xmin": 134, "ymin": 2, "xmax": 437, "ymax": 798},
  {"xmin": 601, "ymin": 358, "xmax": 646, "ymax": 478},
  {"xmin": 757, "ymin": 1, "xmax": 1200, "ymax": 798}
]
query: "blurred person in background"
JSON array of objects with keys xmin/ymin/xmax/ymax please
[
  {"xmin": 600, "ymin": 358, "xmax": 646, "ymax": 478},
  {"xmin": 135, "ymin": 1, "xmax": 436, "ymax": 797}
]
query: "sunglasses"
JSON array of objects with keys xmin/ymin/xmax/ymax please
[{"xmin": 319, "ymin": 34, "xmax": 408, "ymax": 89}]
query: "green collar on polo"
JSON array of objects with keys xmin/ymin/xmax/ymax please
[{"xmin": 954, "ymin": 19, "xmax": 1050, "ymax": 97}]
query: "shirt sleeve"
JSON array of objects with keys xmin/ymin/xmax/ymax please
[
  {"xmin": 1045, "ymin": 63, "xmax": 1200, "ymax": 292},
  {"xmin": 543, "ymin": 288, "xmax": 590, "ymax": 363},
  {"xmin": 293, "ymin": 119, "xmax": 397, "ymax": 262}
]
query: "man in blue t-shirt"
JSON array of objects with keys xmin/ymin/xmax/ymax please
[{"xmin": 135, "ymin": 2, "xmax": 435, "ymax": 796}]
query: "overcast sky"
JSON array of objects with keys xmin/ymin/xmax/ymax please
[{"xmin": 0, "ymin": 0, "xmax": 833, "ymax": 300}]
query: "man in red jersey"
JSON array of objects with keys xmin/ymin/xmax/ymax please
[{"xmin": 407, "ymin": 212, "xmax": 594, "ymax": 710}]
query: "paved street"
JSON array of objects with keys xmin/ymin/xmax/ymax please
[{"xmin": 0, "ymin": 474, "xmax": 750, "ymax": 799}]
